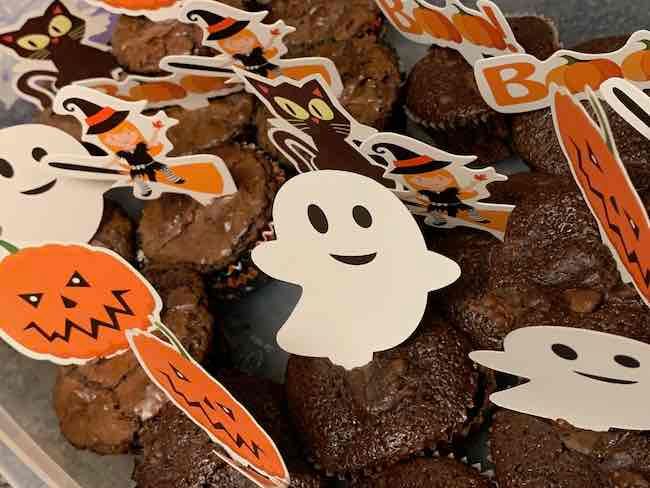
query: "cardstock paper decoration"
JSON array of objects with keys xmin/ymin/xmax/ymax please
[
  {"xmin": 44, "ymin": 84, "xmax": 237, "ymax": 205},
  {"xmin": 471, "ymin": 326, "xmax": 650, "ymax": 431},
  {"xmin": 475, "ymin": 30, "xmax": 650, "ymax": 113},
  {"xmin": 360, "ymin": 132, "xmax": 514, "ymax": 240},
  {"xmin": 0, "ymin": 242, "xmax": 159, "ymax": 365},
  {"xmin": 159, "ymin": 1, "xmax": 343, "ymax": 96},
  {"xmin": 551, "ymin": 84, "xmax": 650, "ymax": 308},
  {"xmin": 600, "ymin": 77, "xmax": 650, "ymax": 140},
  {"xmin": 128, "ymin": 329, "xmax": 290, "ymax": 488},
  {"xmin": 0, "ymin": 0, "xmax": 123, "ymax": 109},
  {"xmin": 82, "ymin": 0, "xmax": 183, "ymax": 21},
  {"xmin": 237, "ymin": 70, "xmax": 386, "ymax": 182},
  {"xmin": 375, "ymin": 0, "xmax": 522, "ymax": 65},
  {"xmin": 251, "ymin": 170, "xmax": 461, "ymax": 370},
  {"xmin": 0, "ymin": 123, "xmax": 110, "ymax": 247}
]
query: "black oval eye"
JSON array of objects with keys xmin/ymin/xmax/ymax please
[
  {"xmin": 353, "ymin": 205, "xmax": 372, "ymax": 229},
  {"xmin": 308, "ymin": 204, "xmax": 328, "ymax": 234},
  {"xmin": 0, "ymin": 159, "xmax": 14, "ymax": 178},
  {"xmin": 614, "ymin": 355, "xmax": 640, "ymax": 368},
  {"xmin": 32, "ymin": 147, "xmax": 48, "ymax": 162},
  {"xmin": 552, "ymin": 343, "xmax": 578, "ymax": 361}
]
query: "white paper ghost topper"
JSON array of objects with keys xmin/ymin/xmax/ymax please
[
  {"xmin": 252, "ymin": 170, "xmax": 461, "ymax": 370},
  {"xmin": 0, "ymin": 124, "xmax": 109, "ymax": 246},
  {"xmin": 471, "ymin": 326, "xmax": 650, "ymax": 431}
]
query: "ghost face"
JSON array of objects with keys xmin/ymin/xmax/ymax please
[
  {"xmin": 471, "ymin": 326, "xmax": 650, "ymax": 431},
  {"xmin": 0, "ymin": 125, "xmax": 109, "ymax": 246}
]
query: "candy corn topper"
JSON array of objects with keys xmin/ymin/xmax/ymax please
[
  {"xmin": 375, "ymin": 0, "xmax": 523, "ymax": 65},
  {"xmin": 43, "ymin": 84, "xmax": 237, "ymax": 205},
  {"xmin": 551, "ymin": 81, "xmax": 650, "ymax": 308}
]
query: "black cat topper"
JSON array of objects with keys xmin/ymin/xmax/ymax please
[
  {"xmin": 237, "ymin": 70, "xmax": 394, "ymax": 187},
  {"xmin": 0, "ymin": 1, "xmax": 122, "ymax": 109}
]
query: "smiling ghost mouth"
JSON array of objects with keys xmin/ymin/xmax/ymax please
[
  {"xmin": 21, "ymin": 179, "xmax": 57, "ymax": 195},
  {"xmin": 574, "ymin": 371, "xmax": 638, "ymax": 385},
  {"xmin": 330, "ymin": 253, "xmax": 377, "ymax": 266}
]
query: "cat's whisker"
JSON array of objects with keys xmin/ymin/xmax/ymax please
[
  {"xmin": 30, "ymin": 50, "xmax": 50, "ymax": 60},
  {"xmin": 70, "ymin": 26, "xmax": 86, "ymax": 35}
]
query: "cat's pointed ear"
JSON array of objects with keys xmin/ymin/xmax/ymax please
[
  {"xmin": 303, "ymin": 77, "xmax": 328, "ymax": 100},
  {"xmin": 248, "ymin": 77, "xmax": 275, "ymax": 97},
  {"xmin": 0, "ymin": 31, "xmax": 17, "ymax": 48},
  {"xmin": 48, "ymin": 1, "xmax": 71, "ymax": 16}
]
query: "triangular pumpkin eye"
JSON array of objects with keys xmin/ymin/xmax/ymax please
[
  {"xmin": 20, "ymin": 293, "xmax": 43, "ymax": 308},
  {"xmin": 66, "ymin": 271, "xmax": 89, "ymax": 288}
]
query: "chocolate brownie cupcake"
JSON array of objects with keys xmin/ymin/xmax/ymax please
[
  {"xmin": 133, "ymin": 372, "xmax": 324, "ymax": 488},
  {"xmin": 435, "ymin": 172, "xmax": 650, "ymax": 350},
  {"xmin": 351, "ymin": 457, "xmax": 493, "ymax": 488},
  {"xmin": 405, "ymin": 16, "xmax": 560, "ymax": 165},
  {"xmin": 267, "ymin": 0, "xmax": 381, "ymax": 51},
  {"xmin": 138, "ymin": 143, "xmax": 284, "ymax": 300},
  {"xmin": 491, "ymin": 410, "xmax": 650, "ymax": 487},
  {"xmin": 255, "ymin": 36, "xmax": 401, "ymax": 161},
  {"xmin": 285, "ymin": 315, "xmax": 480, "ymax": 477},
  {"xmin": 90, "ymin": 200, "xmax": 136, "ymax": 262},
  {"xmin": 53, "ymin": 267, "xmax": 214, "ymax": 454},
  {"xmin": 512, "ymin": 35, "xmax": 650, "ymax": 189}
]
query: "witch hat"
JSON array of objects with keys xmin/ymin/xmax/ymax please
[
  {"xmin": 63, "ymin": 98, "xmax": 129, "ymax": 135},
  {"xmin": 187, "ymin": 9, "xmax": 249, "ymax": 41},
  {"xmin": 372, "ymin": 143, "xmax": 450, "ymax": 175}
]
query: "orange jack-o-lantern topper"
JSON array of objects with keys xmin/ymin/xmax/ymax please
[
  {"xmin": 551, "ymin": 87, "xmax": 650, "ymax": 308},
  {"xmin": 128, "ymin": 329, "xmax": 290, "ymax": 487},
  {"xmin": 0, "ymin": 241, "xmax": 160, "ymax": 365}
]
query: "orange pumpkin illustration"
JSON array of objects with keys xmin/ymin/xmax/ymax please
[
  {"xmin": 622, "ymin": 40, "xmax": 650, "ymax": 81},
  {"xmin": 546, "ymin": 55, "xmax": 622, "ymax": 94},
  {"xmin": 451, "ymin": 7, "xmax": 506, "ymax": 50},
  {"xmin": 0, "ymin": 242, "xmax": 159, "ymax": 365},
  {"xmin": 101, "ymin": 0, "xmax": 177, "ymax": 10},
  {"xmin": 180, "ymin": 75, "xmax": 229, "ymax": 94},
  {"xmin": 128, "ymin": 81, "xmax": 187, "ymax": 103},
  {"xmin": 413, "ymin": 7, "xmax": 462, "ymax": 43},
  {"xmin": 552, "ymin": 89, "xmax": 650, "ymax": 306},
  {"xmin": 128, "ymin": 330, "xmax": 290, "ymax": 487}
]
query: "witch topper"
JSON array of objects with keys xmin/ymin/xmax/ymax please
[
  {"xmin": 361, "ymin": 133, "xmax": 514, "ymax": 240},
  {"xmin": 159, "ymin": 1, "xmax": 343, "ymax": 96},
  {"xmin": 43, "ymin": 85, "xmax": 237, "ymax": 205}
]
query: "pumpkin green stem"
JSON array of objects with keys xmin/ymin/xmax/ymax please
[
  {"xmin": 562, "ymin": 55, "xmax": 584, "ymax": 65},
  {"xmin": 0, "ymin": 240, "xmax": 19, "ymax": 254},
  {"xmin": 154, "ymin": 321, "xmax": 192, "ymax": 361}
]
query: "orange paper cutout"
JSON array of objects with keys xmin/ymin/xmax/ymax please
[
  {"xmin": 551, "ymin": 87, "xmax": 650, "ymax": 307},
  {"xmin": 128, "ymin": 330, "xmax": 290, "ymax": 488},
  {"xmin": 0, "ymin": 242, "xmax": 159, "ymax": 365}
]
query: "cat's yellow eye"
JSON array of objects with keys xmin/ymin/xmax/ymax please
[
  {"xmin": 49, "ymin": 15, "xmax": 73, "ymax": 37},
  {"xmin": 308, "ymin": 99, "xmax": 334, "ymax": 121},
  {"xmin": 16, "ymin": 34, "xmax": 50, "ymax": 51},
  {"xmin": 273, "ymin": 97, "xmax": 309, "ymax": 120}
]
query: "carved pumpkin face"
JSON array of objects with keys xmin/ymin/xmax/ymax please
[
  {"xmin": 128, "ymin": 331, "xmax": 289, "ymax": 488},
  {"xmin": 0, "ymin": 244, "xmax": 159, "ymax": 364},
  {"xmin": 552, "ymin": 89, "xmax": 650, "ymax": 307}
]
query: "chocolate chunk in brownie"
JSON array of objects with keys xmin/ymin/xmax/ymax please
[
  {"xmin": 405, "ymin": 16, "xmax": 560, "ymax": 165},
  {"xmin": 352, "ymin": 457, "xmax": 493, "ymax": 488},
  {"xmin": 163, "ymin": 93, "xmax": 255, "ymax": 156},
  {"xmin": 138, "ymin": 144, "xmax": 282, "ymax": 276},
  {"xmin": 133, "ymin": 372, "xmax": 323, "ymax": 488},
  {"xmin": 267, "ymin": 0, "xmax": 381, "ymax": 50},
  {"xmin": 53, "ymin": 267, "xmax": 214, "ymax": 454},
  {"xmin": 256, "ymin": 37, "xmax": 401, "ymax": 161},
  {"xmin": 491, "ymin": 410, "xmax": 650, "ymax": 488},
  {"xmin": 285, "ymin": 315, "xmax": 480, "ymax": 476},
  {"xmin": 90, "ymin": 200, "xmax": 136, "ymax": 262}
]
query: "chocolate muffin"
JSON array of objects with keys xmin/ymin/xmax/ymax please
[
  {"xmin": 285, "ymin": 315, "xmax": 480, "ymax": 477},
  {"xmin": 53, "ymin": 267, "xmax": 214, "ymax": 454},
  {"xmin": 90, "ymin": 200, "xmax": 136, "ymax": 262},
  {"xmin": 434, "ymin": 172, "xmax": 650, "ymax": 350},
  {"xmin": 405, "ymin": 16, "xmax": 560, "ymax": 165},
  {"xmin": 351, "ymin": 457, "xmax": 493, "ymax": 488},
  {"xmin": 255, "ymin": 36, "xmax": 401, "ymax": 161},
  {"xmin": 267, "ymin": 0, "xmax": 381, "ymax": 50},
  {"xmin": 512, "ymin": 35, "xmax": 650, "ymax": 189},
  {"xmin": 138, "ymin": 143, "xmax": 284, "ymax": 299},
  {"xmin": 491, "ymin": 410, "xmax": 650, "ymax": 487},
  {"xmin": 133, "ymin": 372, "xmax": 324, "ymax": 488}
]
